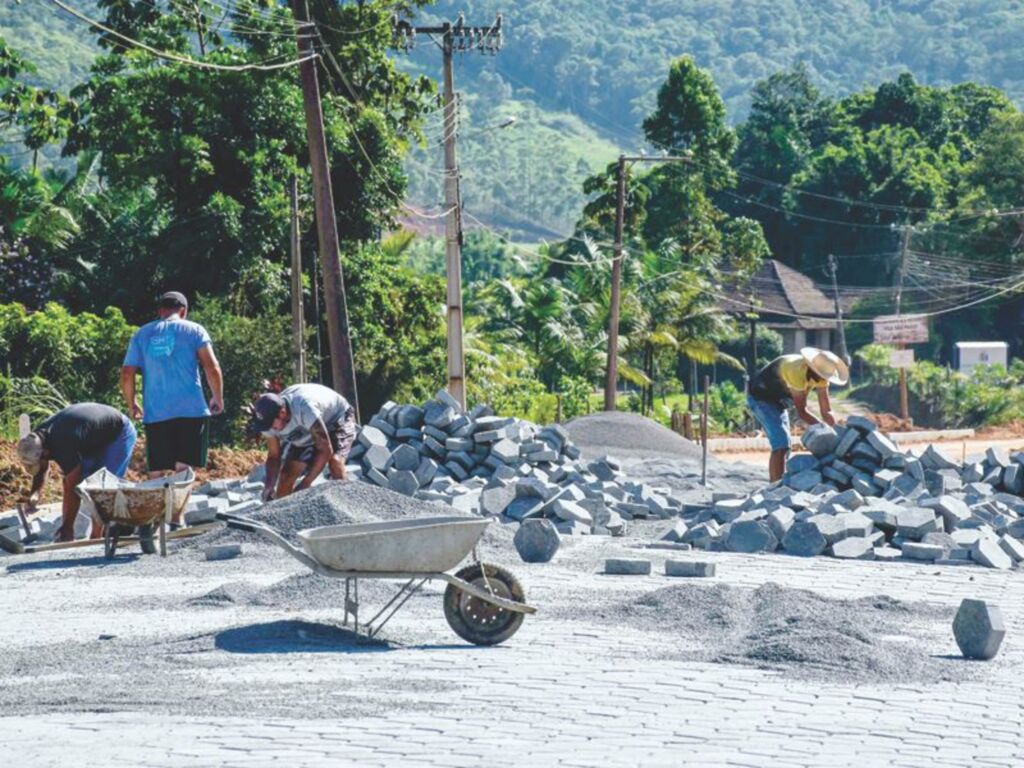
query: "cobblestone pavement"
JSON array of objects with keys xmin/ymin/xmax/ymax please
[{"xmin": 2, "ymin": 536, "xmax": 1022, "ymax": 767}]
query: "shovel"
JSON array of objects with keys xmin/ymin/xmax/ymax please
[{"xmin": 16, "ymin": 503, "xmax": 39, "ymax": 545}]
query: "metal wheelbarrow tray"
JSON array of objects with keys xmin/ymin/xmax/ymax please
[
  {"xmin": 217, "ymin": 512, "xmax": 537, "ymax": 646},
  {"xmin": 77, "ymin": 468, "xmax": 195, "ymax": 558}
]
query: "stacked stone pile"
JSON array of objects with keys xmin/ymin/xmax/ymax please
[
  {"xmin": 679, "ymin": 415, "xmax": 1024, "ymax": 569},
  {"xmin": 343, "ymin": 391, "xmax": 682, "ymax": 538}
]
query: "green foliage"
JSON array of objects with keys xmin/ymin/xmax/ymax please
[
  {"xmin": 855, "ymin": 343, "xmax": 900, "ymax": 387},
  {"xmin": 187, "ymin": 298, "xmax": 293, "ymax": 446},
  {"xmin": 405, "ymin": 229, "xmax": 528, "ymax": 284},
  {"xmin": 341, "ymin": 239, "xmax": 447, "ymax": 416},
  {"xmin": 557, "ymin": 375, "xmax": 591, "ymax": 421},
  {"xmin": 0, "ymin": 301, "xmax": 135, "ymax": 409},
  {"xmin": 707, "ymin": 380, "xmax": 747, "ymax": 433},
  {"xmin": 0, "ymin": 376, "xmax": 70, "ymax": 440}
]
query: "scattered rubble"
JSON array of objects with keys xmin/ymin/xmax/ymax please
[{"xmin": 676, "ymin": 416, "xmax": 1024, "ymax": 569}]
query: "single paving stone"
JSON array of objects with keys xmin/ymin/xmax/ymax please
[
  {"xmin": 829, "ymin": 537, "xmax": 875, "ymax": 560},
  {"xmin": 901, "ymin": 542, "xmax": 946, "ymax": 562},
  {"xmin": 766, "ymin": 507, "xmax": 795, "ymax": 540},
  {"xmin": 665, "ymin": 560, "xmax": 716, "ymax": 577},
  {"xmin": 851, "ymin": 474, "xmax": 881, "ymax": 498},
  {"xmin": 865, "ymin": 430, "xmax": 898, "ymax": 460},
  {"xmin": 513, "ymin": 518, "xmax": 560, "ymax": 563},
  {"xmin": 786, "ymin": 454, "xmax": 820, "ymax": 474},
  {"xmin": 935, "ymin": 495, "xmax": 971, "ymax": 530},
  {"xmin": 682, "ymin": 520, "xmax": 721, "ymax": 549},
  {"xmin": 185, "ymin": 507, "xmax": 218, "ymax": 526},
  {"xmin": 480, "ymin": 484, "xmax": 517, "ymax": 517},
  {"xmin": 363, "ymin": 444, "xmax": 392, "ymax": 472},
  {"xmin": 205, "ymin": 544, "xmax": 242, "ymax": 561},
  {"xmin": 504, "ymin": 496, "xmax": 546, "ymax": 521},
  {"xmin": 604, "ymin": 558, "xmax": 652, "ymax": 575},
  {"xmin": 998, "ymin": 534, "xmax": 1024, "ymax": 563},
  {"xmin": 365, "ymin": 467, "xmax": 388, "ymax": 487},
  {"xmin": 390, "ymin": 443, "xmax": 421, "ymax": 473},
  {"xmin": 807, "ymin": 514, "xmax": 847, "ymax": 544},
  {"xmin": 782, "ymin": 520, "xmax": 828, "ymax": 557},
  {"xmin": 445, "ymin": 437, "xmax": 474, "ymax": 452},
  {"xmin": 725, "ymin": 520, "xmax": 778, "ymax": 553},
  {"xmin": 845, "ymin": 414, "xmax": 878, "ymax": 434},
  {"xmin": 896, "ymin": 508, "xmax": 940, "ymax": 540},
  {"xmin": 414, "ymin": 457, "xmax": 438, "ymax": 487},
  {"xmin": 833, "ymin": 427, "xmax": 860, "ymax": 458},
  {"xmin": 552, "ymin": 500, "xmax": 593, "ymax": 525},
  {"xmin": 802, "ymin": 424, "xmax": 839, "ymax": 458},
  {"xmin": 971, "ymin": 538, "xmax": 1014, "ymax": 569},
  {"xmin": 357, "ymin": 425, "xmax": 389, "ymax": 449},
  {"xmin": 922, "ymin": 531, "xmax": 957, "ymax": 557},
  {"xmin": 953, "ymin": 599, "xmax": 1006, "ymax": 660},
  {"xmin": 835, "ymin": 511, "xmax": 874, "ymax": 539},
  {"xmin": 785, "ymin": 469, "xmax": 823, "ymax": 492},
  {"xmin": 387, "ymin": 469, "xmax": 419, "ymax": 497},
  {"xmin": 873, "ymin": 546, "xmax": 902, "ymax": 561}
]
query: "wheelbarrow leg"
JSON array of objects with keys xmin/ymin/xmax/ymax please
[{"xmin": 160, "ymin": 482, "xmax": 172, "ymax": 557}]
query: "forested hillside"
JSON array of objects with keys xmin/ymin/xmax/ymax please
[{"xmin": 6, "ymin": 0, "xmax": 1024, "ymax": 235}]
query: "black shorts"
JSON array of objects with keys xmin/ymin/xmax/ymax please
[
  {"xmin": 145, "ymin": 417, "xmax": 210, "ymax": 472},
  {"xmin": 282, "ymin": 409, "xmax": 357, "ymax": 466}
]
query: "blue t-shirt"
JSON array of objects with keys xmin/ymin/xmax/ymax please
[{"xmin": 123, "ymin": 317, "xmax": 212, "ymax": 424}]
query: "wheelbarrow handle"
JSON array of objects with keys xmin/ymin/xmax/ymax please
[{"xmin": 215, "ymin": 512, "xmax": 261, "ymax": 533}]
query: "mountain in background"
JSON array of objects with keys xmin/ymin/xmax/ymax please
[{"xmin": 5, "ymin": 0, "xmax": 1024, "ymax": 238}]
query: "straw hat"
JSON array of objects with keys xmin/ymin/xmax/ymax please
[{"xmin": 800, "ymin": 347, "xmax": 849, "ymax": 385}]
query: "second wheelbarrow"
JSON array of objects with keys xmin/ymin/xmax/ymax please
[
  {"xmin": 217, "ymin": 512, "xmax": 537, "ymax": 646},
  {"xmin": 77, "ymin": 468, "xmax": 195, "ymax": 559}
]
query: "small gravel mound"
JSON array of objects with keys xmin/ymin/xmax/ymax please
[
  {"xmin": 566, "ymin": 411, "xmax": 703, "ymax": 460},
  {"xmin": 577, "ymin": 581, "xmax": 966, "ymax": 684}
]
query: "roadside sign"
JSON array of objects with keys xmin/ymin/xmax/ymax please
[
  {"xmin": 889, "ymin": 349, "xmax": 914, "ymax": 369},
  {"xmin": 873, "ymin": 314, "xmax": 928, "ymax": 345}
]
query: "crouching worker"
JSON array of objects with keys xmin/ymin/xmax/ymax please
[
  {"xmin": 747, "ymin": 347, "xmax": 848, "ymax": 483},
  {"xmin": 17, "ymin": 403, "xmax": 138, "ymax": 541},
  {"xmin": 248, "ymin": 383, "xmax": 357, "ymax": 501}
]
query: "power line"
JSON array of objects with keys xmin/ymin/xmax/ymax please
[{"xmin": 47, "ymin": 0, "xmax": 318, "ymax": 71}]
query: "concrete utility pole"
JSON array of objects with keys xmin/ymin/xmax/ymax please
[
  {"xmin": 603, "ymin": 153, "xmax": 692, "ymax": 411},
  {"xmin": 290, "ymin": 0, "xmax": 359, "ymax": 419},
  {"xmin": 289, "ymin": 174, "xmax": 306, "ymax": 383},
  {"xmin": 395, "ymin": 14, "xmax": 503, "ymax": 409},
  {"xmin": 826, "ymin": 253, "xmax": 849, "ymax": 365},
  {"xmin": 604, "ymin": 155, "xmax": 627, "ymax": 411}
]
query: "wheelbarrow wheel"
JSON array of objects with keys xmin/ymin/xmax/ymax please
[
  {"xmin": 443, "ymin": 563, "xmax": 525, "ymax": 646},
  {"xmin": 138, "ymin": 524, "xmax": 157, "ymax": 555}
]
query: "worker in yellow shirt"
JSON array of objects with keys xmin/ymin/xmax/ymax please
[{"xmin": 747, "ymin": 347, "xmax": 849, "ymax": 482}]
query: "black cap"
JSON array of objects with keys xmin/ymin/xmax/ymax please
[
  {"xmin": 157, "ymin": 291, "xmax": 188, "ymax": 310},
  {"xmin": 248, "ymin": 393, "xmax": 285, "ymax": 433}
]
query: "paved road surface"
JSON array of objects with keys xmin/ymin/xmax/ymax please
[{"xmin": 2, "ymin": 528, "xmax": 1022, "ymax": 767}]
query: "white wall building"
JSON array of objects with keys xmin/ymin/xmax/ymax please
[{"xmin": 955, "ymin": 342, "xmax": 1008, "ymax": 374}]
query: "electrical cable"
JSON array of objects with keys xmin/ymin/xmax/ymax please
[{"xmin": 47, "ymin": 0, "xmax": 318, "ymax": 71}]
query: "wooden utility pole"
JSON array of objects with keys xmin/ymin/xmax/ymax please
[
  {"xmin": 604, "ymin": 155, "xmax": 627, "ymax": 411},
  {"xmin": 396, "ymin": 14, "xmax": 503, "ymax": 409},
  {"xmin": 602, "ymin": 153, "xmax": 692, "ymax": 410},
  {"xmin": 288, "ymin": 174, "xmax": 306, "ymax": 383},
  {"xmin": 826, "ymin": 253, "xmax": 849, "ymax": 365},
  {"xmin": 894, "ymin": 225, "xmax": 913, "ymax": 422},
  {"xmin": 701, "ymin": 375, "xmax": 710, "ymax": 486},
  {"xmin": 290, "ymin": 0, "xmax": 359, "ymax": 419}
]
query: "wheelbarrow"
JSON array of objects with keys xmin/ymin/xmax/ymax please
[
  {"xmin": 77, "ymin": 468, "xmax": 195, "ymax": 559},
  {"xmin": 216, "ymin": 512, "xmax": 537, "ymax": 646}
]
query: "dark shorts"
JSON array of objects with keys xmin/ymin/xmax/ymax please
[
  {"xmin": 145, "ymin": 417, "xmax": 210, "ymax": 472},
  {"xmin": 282, "ymin": 408, "xmax": 357, "ymax": 466}
]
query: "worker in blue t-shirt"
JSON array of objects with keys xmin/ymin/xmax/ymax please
[{"xmin": 121, "ymin": 292, "xmax": 224, "ymax": 523}]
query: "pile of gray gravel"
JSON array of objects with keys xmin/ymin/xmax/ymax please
[{"xmin": 565, "ymin": 411, "xmax": 703, "ymax": 461}]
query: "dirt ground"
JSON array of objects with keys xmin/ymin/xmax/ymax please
[{"xmin": 0, "ymin": 439, "xmax": 263, "ymax": 510}]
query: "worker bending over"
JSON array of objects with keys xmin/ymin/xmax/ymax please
[
  {"xmin": 747, "ymin": 347, "xmax": 849, "ymax": 483},
  {"xmin": 17, "ymin": 403, "xmax": 138, "ymax": 541},
  {"xmin": 249, "ymin": 383, "xmax": 357, "ymax": 501}
]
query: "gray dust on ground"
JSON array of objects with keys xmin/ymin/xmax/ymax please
[{"xmin": 565, "ymin": 581, "xmax": 971, "ymax": 685}]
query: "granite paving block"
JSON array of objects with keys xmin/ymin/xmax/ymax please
[
  {"xmin": 829, "ymin": 537, "xmax": 875, "ymax": 560},
  {"xmin": 971, "ymin": 538, "xmax": 1013, "ymax": 569},
  {"xmin": 513, "ymin": 519, "xmax": 560, "ymax": 563},
  {"xmin": 782, "ymin": 520, "xmax": 828, "ymax": 557},
  {"xmin": 953, "ymin": 599, "xmax": 1006, "ymax": 660},
  {"xmin": 604, "ymin": 558, "xmax": 651, "ymax": 575},
  {"xmin": 664, "ymin": 560, "xmax": 716, "ymax": 577},
  {"xmin": 802, "ymin": 424, "xmax": 839, "ymax": 457},
  {"xmin": 725, "ymin": 520, "xmax": 778, "ymax": 553},
  {"xmin": 901, "ymin": 542, "xmax": 945, "ymax": 561}
]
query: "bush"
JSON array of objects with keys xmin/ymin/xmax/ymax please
[
  {"xmin": 189, "ymin": 299, "xmax": 294, "ymax": 446},
  {"xmin": 0, "ymin": 302, "xmax": 136, "ymax": 410},
  {"xmin": 708, "ymin": 380, "xmax": 748, "ymax": 432},
  {"xmin": 557, "ymin": 375, "xmax": 592, "ymax": 421}
]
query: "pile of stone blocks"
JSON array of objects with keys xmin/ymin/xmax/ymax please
[
  {"xmin": 345, "ymin": 391, "xmax": 682, "ymax": 538},
  {"xmin": 678, "ymin": 416, "xmax": 1024, "ymax": 569},
  {"xmin": 183, "ymin": 477, "xmax": 264, "ymax": 526}
]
